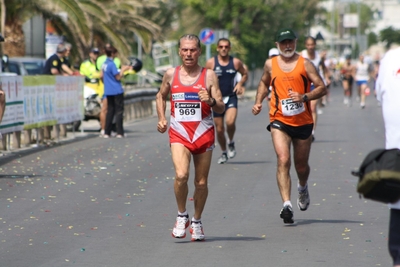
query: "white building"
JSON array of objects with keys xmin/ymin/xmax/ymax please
[
  {"xmin": 364, "ymin": 0, "xmax": 400, "ymax": 33},
  {"xmin": 311, "ymin": 0, "xmax": 400, "ymax": 57}
]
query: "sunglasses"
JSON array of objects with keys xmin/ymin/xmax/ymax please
[{"xmin": 218, "ymin": 45, "xmax": 230, "ymax": 49}]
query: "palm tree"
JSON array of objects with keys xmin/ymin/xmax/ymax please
[
  {"xmin": 86, "ymin": 0, "xmax": 161, "ymax": 59},
  {"xmin": 0, "ymin": 0, "xmax": 163, "ymax": 62}
]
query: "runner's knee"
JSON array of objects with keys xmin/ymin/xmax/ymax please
[
  {"xmin": 175, "ymin": 171, "xmax": 189, "ymax": 184},
  {"xmin": 194, "ymin": 178, "xmax": 208, "ymax": 190}
]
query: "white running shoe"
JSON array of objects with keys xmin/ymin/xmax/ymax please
[
  {"xmin": 172, "ymin": 215, "xmax": 189, "ymax": 238},
  {"xmin": 190, "ymin": 221, "xmax": 205, "ymax": 241},
  {"xmin": 217, "ymin": 153, "xmax": 228, "ymax": 164},
  {"xmin": 227, "ymin": 142, "xmax": 236, "ymax": 159}
]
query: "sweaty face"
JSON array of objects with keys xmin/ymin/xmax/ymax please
[
  {"xmin": 179, "ymin": 39, "xmax": 200, "ymax": 67},
  {"xmin": 217, "ymin": 41, "xmax": 230, "ymax": 57},
  {"xmin": 277, "ymin": 39, "xmax": 297, "ymax": 58}
]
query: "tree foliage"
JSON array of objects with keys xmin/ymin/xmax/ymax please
[
  {"xmin": 367, "ymin": 32, "xmax": 378, "ymax": 47},
  {"xmin": 0, "ymin": 0, "xmax": 165, "ymax": 61},
  {"xmin": 176, "ymin": 0, "xmax": 324, "ymax": 68},
  {"xmin": 379, "ymin": 27, "xmax": 400, "ymax": 49}
]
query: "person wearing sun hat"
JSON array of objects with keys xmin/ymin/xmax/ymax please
[{"xmin": 252, "ymin": 28, "xmax": 327, "ymax": 225}]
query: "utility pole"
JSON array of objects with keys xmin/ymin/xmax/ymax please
[
  {"xmin": 356, "ymin": 0, "xmax": 360, "ymax": 52},
  {"xmin": 330, "ymin": 0, "xmax": 336, "ymax": 56}
]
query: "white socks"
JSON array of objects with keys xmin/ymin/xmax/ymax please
[{"xmin": 283, "ymin": 201, "xmax": 292, "ymax": 207}]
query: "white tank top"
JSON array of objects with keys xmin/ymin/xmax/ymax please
[
  {"xmin": 301, "ymin": 50, "xmax": 321, "ymax": 69},
  {"xmin": 356, "ymin": 61, "xmax": 369, "ymax": 81},
  {"xmin": 301, "ymin": 50, "xmax": 326, "ymax": 84}
]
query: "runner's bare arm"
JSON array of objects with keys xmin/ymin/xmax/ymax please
[
  {"xmin": 205, "ymin": 57, "xmax": 215, "ymax": 70},
  {"xmin": 204, "ymin": 69, "xmax": 225, "ymax": 114},
  {"xmin": 252, "ymin": 59, "xmax": 271, "ymax": 115},
  {"xmin": 235, "ymin": 59, "xmax": 248, "ymax": 84},
  {"xmin": 304, "ymin": 59, "xmax": 327, "ymax": 101},
  {"xmin": 156, "ymin": 68, "xmax": 173, "ymax": 133},
  {"xmin": 233, "ymin": 59, "xmax": 248, "ymax": 95}
]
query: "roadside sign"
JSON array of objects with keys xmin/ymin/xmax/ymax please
[{"xmin": 199, "ymin": 28, "xmax": 215, "ymax": 45}]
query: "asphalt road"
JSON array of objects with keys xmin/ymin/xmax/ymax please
[{"xmin": 0, "ymin": 84, "xmax": 392, "ymax": 267}]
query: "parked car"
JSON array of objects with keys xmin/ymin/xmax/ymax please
[{"xmin": 5, "ymin": 57, "xmax": 46, "ymax": 75}]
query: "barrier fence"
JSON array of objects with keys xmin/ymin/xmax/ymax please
[{"xmin": 0, "ymin": 76, "xmax": 158, "ymax": 151}]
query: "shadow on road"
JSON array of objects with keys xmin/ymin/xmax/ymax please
[
  {"xmin": 227, "ymin": 160, "xmax": 270, "ymax": 165},
  {"xmin": 296, "ymin": 219, "xmax": 363, "ymax": 225},
  {"xmin": 173, "ymin": 236, "xmax": 265, "ymax": 243}
]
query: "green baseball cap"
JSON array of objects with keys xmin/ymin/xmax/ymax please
[{"xmin": 276, "ymin": 28, "xmax": 297, "ymax": 42}]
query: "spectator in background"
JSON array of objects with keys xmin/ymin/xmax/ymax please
[
  {"xmin": 97, "ymin": 44, "xmax": 121, "ymax": 70},
  {"xmin": 80, "ymin": 47, "xmax": 101, "ymax": 96},
  {"xmin": 375, "ymin": 46, "xmax": 400, "ymax": 267},
  {"xmin": 61, "ymin": 42, "xmax": 74, "ymax": 76},
  {"xmin": 43, "ymin": 43, "xmax": 67, "ymax": 75},
  {"xmin": 97, "ymin": 44, "xmax": 121, "ymax": 136},
  {"xmin": 100, "ymin": 45, "xmax": 131, "ymax": 138}
]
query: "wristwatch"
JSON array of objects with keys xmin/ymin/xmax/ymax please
[
  {"xmin": 302, "ymin": 94, "xmax": 309, "ymax": 102},
  {"xmin": 209, "ymin": 97, "xmax": 216, "ymax": 107}
]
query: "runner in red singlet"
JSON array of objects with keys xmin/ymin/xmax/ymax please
[{"xmin": 156, "ymin": 34, "xmax": 224, "ymax": 241}]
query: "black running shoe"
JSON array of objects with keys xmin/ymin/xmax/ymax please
[{"xmin": 280, "ymin": 205, "xmax": 294, "ymax": 225}]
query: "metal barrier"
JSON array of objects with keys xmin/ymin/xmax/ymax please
[
  {"xmin": 123, "ymin": 87, "xmax": 159, "ymax": 121},
  {"xmin": 0, "ymin": 86, "xmax": 159, "ymax": 151}
]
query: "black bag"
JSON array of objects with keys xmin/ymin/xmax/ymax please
[{"xmin": 352, "ymin": 148, "xmax": 400, "ymax": 204}]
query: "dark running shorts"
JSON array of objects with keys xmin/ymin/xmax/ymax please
[
  {"xmin": 267, "ymin": 120, "xmax": 313, "ymax": 140},
  {"xmin": 389, "ymin": 209, "xmax": 400, "ymax": 265},
  {"xmin": 213, "ymin": 95, "xmax": 238, "ymax": 117}
]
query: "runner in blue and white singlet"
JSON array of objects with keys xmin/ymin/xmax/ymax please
[{"xmin": 205, "ymin": 38, "xmax": 248, "ymax": 164}]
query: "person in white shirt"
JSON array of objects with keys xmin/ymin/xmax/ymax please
[
  {"xmin": 301, "ymin": 36, "xmax": 327, "ymax": 141},
  {"xmin": 355, "ymin": 54, "xmax": 370, "ymax": 109},
  {"xmin": 375, "ymin": 46, "xmax": 400, "ymax": 267}
]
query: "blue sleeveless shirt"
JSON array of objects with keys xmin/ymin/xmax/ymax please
[{"xmin": 213, "ymin": 56, "xmax": 237, "ymax": 97}]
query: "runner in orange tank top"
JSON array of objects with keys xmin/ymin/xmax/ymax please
[{"xmin": 252, "ymin": 28, "xmax": 326, "ymax": 225}]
